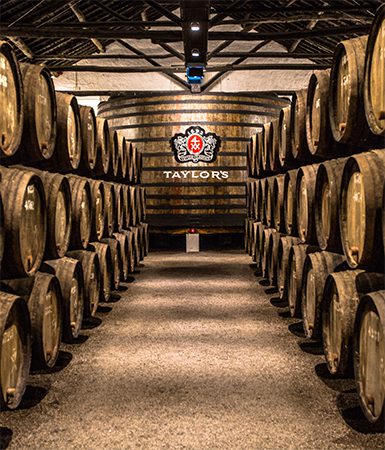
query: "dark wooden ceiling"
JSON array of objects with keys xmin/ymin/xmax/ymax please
[{"xmin": 0, "ymin": 0, "xmax": 382, "ymax": 91}]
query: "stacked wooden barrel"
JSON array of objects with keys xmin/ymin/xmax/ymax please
[
  {"xmin": 245, "ymin": 5, "xmax": 385, "ymax": 429},
  {"xmin": 0, "ymin": 45, "xmax": 149, "ymax": 411}
]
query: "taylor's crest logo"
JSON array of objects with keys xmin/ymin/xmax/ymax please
[{"xmin": 170, "ymin": 126, "xmax": 221, "ymax": 163}]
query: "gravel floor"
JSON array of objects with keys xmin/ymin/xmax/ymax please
[{"xmin": 1, "ymin": 250, "xmax": 385, "ymax": 450}]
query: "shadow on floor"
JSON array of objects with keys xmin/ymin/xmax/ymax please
[
  {"xmin": 70, "ymin": 335, "xmax": 89, "ymax": 345},
  {"xmin": 265, "ymin": 287, "xmax": 278, "ymax": 295},
  {"xmin": 0, "ymin": 427, "xmax": 12, "ymax": 449},
  {"xmin": 298, "ymin": 341, "xmax": 323, "ymax": 355},
  {"xmin": 32, "ymin": 351, "xmax": 73, "ymax": 375},
  {"xmin": 18, "ymin": 386, "xmax": 48, "ymax": 410},
  {"xmin": 108, "ymin": 293, "xmax": 122, "ymax": 303},
  {"xmin": 97, "ymin": 305, "xmax": 113, "ymax": 314},
  {"xmin": 258, "ymin": 279, "xmax": 270, "ymax": 287},
  {"xmin": 288, "ymin": 322, "xmax": 305, "ymax": 338},
  {"xmin": 270, "ymin": 297, "xmax": 287, "ymax": 308},
  {"xmin": 315, "ymin": 363, "xmax": 355, "ymax": 393},
  {"xmin": 82, "ymin": 317, "xmax": 102, "ymax": 330}
]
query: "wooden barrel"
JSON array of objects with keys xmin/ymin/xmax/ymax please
[
  {"xmin": 54, "ymin": 93, "xmax": 82, "ymax": 171},
  {"xmin": 283, "ymin": 169, "xmax": 299, "ymax": 235},
  {"xmin": 113, "ymin": 183, "xmax": 124, "ymax": 232},
  {"xmin": 109, "ymin": 129, "xmax": 120, "ymax": 179},
  {"xmin": 103, "ymin": 182, "xmax": 116, "ymax": 237},
  {"xmin": 142, "ymin": 222, "xmax": 149, "ymax": 257},
  {"xmin": 278, "ymin": 105, "xmax": 294, "ymax": 169},
  {"xmin": 322, "ymin": 270, "xmax": 384, "ymax": 376},
  {"xmin": 118, "ymin": 134, "xmax": 127, "ymax": 180},
  {"xmin": 255, "ymin": 132, "xmax": 263, "ymax": 177},
  {"xmin": 0, "ymin": 167, "xmax": 46, "ymax": 277},
  {"xmin": 257, "ymin": 178, "xmax": 265, "ymax": 225},
  {"xmin": 290, "ymin": 89, "xmax": 310, "ymax": 161},
  {"xmin": 261, "ymin": 122, "xmax": 272, "ymax": 174},
  {"xmin": 78, "ymin": 106, "xmax": 97, "ymax": 173},
  {"xmin": 93, "ymin": 117, "xmax": 110, "ymax": 176},
  {"xmin": 98, "ymin": 93, "xmax": 288, "ymax": 230},
  {"xmin": 128, "ymin": 226, "xmax": 140, "ymax": 267},
  {"xmin": 0, "ymin": 291, "xmax": 31, "ymax": 410},
  {"xmin": 21, "ymin": 168, "xmax": 72, "ymax": 259},
  {"xmin": 43, "ymin": 257, "xmax": 84, "ymax": 343},
  {"xmin": 113, "ymin": 232, "xmax": 130, "ymax": 281},
  {"xmin": 0, "ymin": 189, "xmax": 4, "ymax": 269},
  {"xmin": 247, "ymin": 136, "xmax": 256, "ymax": 178},
  {"xmin": 0, "ymin": 42, "xmax": 23, "ymax": 158},
  {"xmin": 126, "ymin": 142, "xmax": 134, "ymax": 183},
  {"xmin": 315, "ymin": 158, "xmax": 347, "ymax": 252},
  {"xmin": 273, "ymin": 175, "xmax": 285, "ymax": 232},
  {"xmin": 340, "ymin": 150, "xmax": 385, "ymax": 269},
  {"xmin": 296, "ymin": 164, "xmax": 319, "ymax": 244},
  {"xmin": 88, "ymin": 242, "xmax": 112, "ymax": 302},
  {"xmin": 277, "ymin": 236, "xmax": 300, "ymax": 301},
  {"xmin": 268, "ymin": 231, "xmax": 283, "ymax": 286},
  {"xmin": 261, "ymin": 228, "xmax": 276, "ymax": 280},
  {"xmin": 246, "ymin": 181, "xmax": 252, "ymax": 218},
  {"xmin": 245, "ymin": 218, "xmax": 256, "ymax": 256},
  {"xmin": 264, "ymin": 176, "xmax": 275, "ymax": 227},
  {"xmin": 364, "ymin": 4, "xmax": 385, "ymax": 137},
  {"xmin": 66, "ymin": 250, "xmax": 100, "ymax": 319},
  {"xmin": 101, "ymin": 238, "xmax": 121, "ymax": 291},
  {"xmin": 268, "ymin": 118, "xmax": 280, "ymax": 172},
  {"xmin": 135, "ymin": 185, "xmax": 143, "ymax": 225},
  {"xmin": 329, "ymin": 35, "xmax": 383, "ymax": 148},
  {"xmin": 89, "ymin": 179, "xmax": 105, "ymax": 241},
  {"xmin": 135, "ymin": 148, "xmax": 143, "ymax": 184},
  {"xmin": 250, "ymin": 181, "xmax": 258, "ymax": 221},
  {"xmin": 287, "ymin": 244, "xmax": 319, "ymax": 318},
  {"xmin": 254, "ymin": 222, "xmax": 266, "ymax": 270},
  {"xmin": 137, "ymin": 225, "xmax": 145, "ymax": 262},
  {"xmin": 354, "ymin": 290, "xmax": 385, "ymax": 425},
  {"xmin": 19, "ymin": 63, "xmax": 56, "ymax": 162},
  {"xmin": 1, "ymin": 272, "xmax": 62, "ymax": 370},
  {"xmin": 129, "ymin": 186, "xmax": 138, "ymax": 227},
  {"xmin": 250, "ymin": 221, "xmax": 260, "ymax": 262},
  {"xmin": 301, "ymin": 251, "xmax": 346, "ymax": 339},
  {"xmin": 67, "ymin": 176, "xmax": 91, "ymax": 250},
  {"xmin": 121, "ymin": 230, "xmax": 135, "ymax": 274},
  {"xmin": 306, "ymin": 69, "xmax": 334, "ymax": 157}
]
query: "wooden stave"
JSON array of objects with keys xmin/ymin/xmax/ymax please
[
  {"xmin": 112, "ymin": 183, "xmax": 124, "ymax": 232},
  {"xmin": 301, "ymin": 251, "xmax": 346, "ymax": 340},
  {"xmin": 268, "ymin": 230, "xmax": 283, "ymax": 286},
  {"xmin": 283, "ymin": 169, "xmax": 299, "ymax": 236},
  {"xmin": 0, "ymin": 166, "xmax": 47, "ymax": 278},
  {"xmin": 67, "ymin": 176, "xmax": 92, "ymax": 250},
  {"xmin": 268, "ymin": 118, "xmax": 280, "ymax": 172},
  {"xmin": 19, "ymin": 63, "xmax": 57, "ymax": 162},
  {"xmin": 93, "ymin": 117, "xmax": 110, "ymax": 176},
  {"xmin": 66, "ymin": 250, "xmax": 100, "ymax": 319},
  {"xmin": 0, "ymin": 189, "xmax": 4, "ymax": 270},
  {"xmin": 0, "ymin": 41, "xmax": 24, "ymax": 158},
  {"xmin": 101, "ymin": 237, "xmax": 121, "ymax": 291},
  {"xmin": 322, "ymin": 270, "xmax": 384, "ymax": 376},
  {"xmin": 277, "ymin": 236, "xmax": 301, "ymax": 301},
  {"xmin": 264, "ymin": 176, "xmax": 275, "ymax": 228},
  {"xmin": 314, "ymin": 158, "xmax": 347, "ymax": 252},
  {"xmin": 120, "ymin": 230, "xmax": 135, "ymax": 274},
  {"xmin": 118, "ymin": 134, "xmax": 128, "ymax": 180},
  {"xmin": 287, "ymin": 244, "xmax": 319, "ymax": 318},
  {"xmin": 273, "ymin": 174, "xmax": 285, "ymax": 232},
  {"xmin": 261, "ymin": 228, "xmax": 276, "ymax": 280},
  {"xmin": 340, "ymin": 150, "xmax": 385, "ymax": 270},
  {"xmin": 364, "ymin": 4, "xmax": 385, "ymax": 137},
  {"xmin": 42, "ymin": 257, "xmax": 84, "ymax": 343},
  {"xmin": 261, "ymin": 122, "xmax": 272, "ymax": 174},
  {"xmin": 103, "ymin": 181, "xmax": 116, "ymax": 237},
  {"xmin": 53, "ymin": 93, "xmax": 82, "ymax": 172},
  {"xmin": 113, "ymin": 232, "xmax": 130, "ymax": 281},
  {"xmin": 257, "ymin": 178, "xmax": 266, "ymax": 225},
  {"xmin": 0, "ymin": 291, "xmax": 31, "ymax": 410},
  {"xmin": 78, "ymin": 106, "xmax": 97, "ymax": 173},
  {"xmin": 290, "ymin": 89, "xmax": 310, "ymax": 162},
  {"xmin": 88, "ymin": 242, "xmax": 112, "ymax": 303},
  {"xmin": 354, "ymin": 289, "xmax": 385, "ymax": 426},
  {"xmin": 88, "ymin": 179, "xmax": 106, "ymax": 241},
  {"xmin": 108, "ymin": 129, "xmax": 120, "ymax": 180},
  {"xmin": 278, "ymin": 105, "xmax": 295, "ymax": 169},
  {"xmin": 305, "ymin": 69, "xmax": 334, "ymax": 158},
  {"xmin": 296, "ymin": 164, "xmax": 319, "ymax": 244}
]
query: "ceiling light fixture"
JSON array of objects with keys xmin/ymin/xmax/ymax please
[
  {"xmin": 190, "ymin": 22, "xmax": 200, "ymax": 32},
  {"xmin": 191, "ymin": 48, "xmax": 200, "ymax": 57}
]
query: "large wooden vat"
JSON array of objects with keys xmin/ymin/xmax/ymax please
[{"xmin": 98, "ymin": 92, "xmax": 289, "ymax": 231}]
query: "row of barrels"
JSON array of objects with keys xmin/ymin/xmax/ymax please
[
  {"xmin": 0, "ymin": 42, "xmax": 142, "ymax": 183},
  {"xmin": 0, "ymin": 220, "xmax": 149, "ymax": 410},
  {"xmin": 246, "ymin": 149, "xmax": 385, "ymax": 271},
  {"xmin": 246, "ymin": 4, "xmax": 385, "ymax": 178},
  {"xmin": 246, "ymin": 221, "xmax": 385, "ymax": 427},
  {"xmin": 0, "ymin": 165, "xmax": 146, "ymax": 278}
]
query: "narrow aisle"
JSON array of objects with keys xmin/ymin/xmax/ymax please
[{"xmin": 1, "ymin": 252, "xmax": 384, "ymax": 449}]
